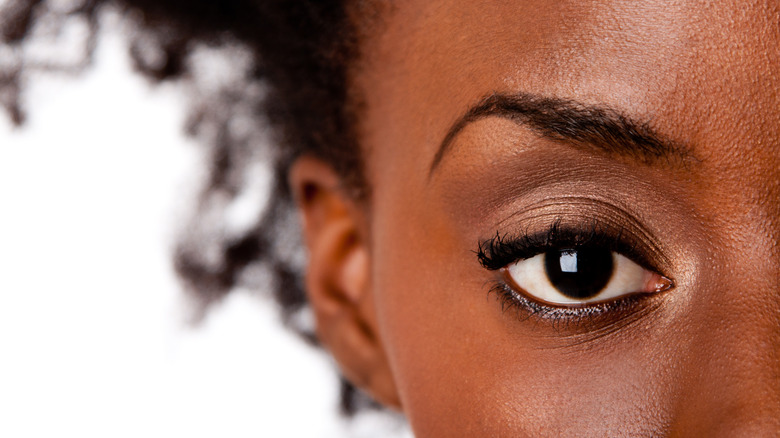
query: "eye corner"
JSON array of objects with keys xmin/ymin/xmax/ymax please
[{"xmin": 652, "ymin": 274, "xmax": 674, "ymax": 293}]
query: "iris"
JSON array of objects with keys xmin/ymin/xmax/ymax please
[{"xmin": 543, "ymin": 248, "xmax": 614, "ymax": 299}]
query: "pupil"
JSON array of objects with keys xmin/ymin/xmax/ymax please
[{"xmin": 544, "ymin": 247, "xmax": 614, "ymax": 299}]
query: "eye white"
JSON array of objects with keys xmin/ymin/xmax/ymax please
[{"xmin": 505, "ymin": 252, "xmax": 653, "ymax": 306}]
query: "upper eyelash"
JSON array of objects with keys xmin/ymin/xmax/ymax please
[{"xmin": 476, "ymin": 219, "xmax": 649, "ymax": 272}]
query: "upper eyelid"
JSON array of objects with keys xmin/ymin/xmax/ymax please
[
  {"xmin": 477, "ymin": 222, "xmax": 667, "ymax": 279},
  {"xmin": 482, "ymin": 198, "xmax": 671, "ymax": 271},
  {"xmin": 494, "ymin": 196, "xmax": 649, "ymax": 235}
]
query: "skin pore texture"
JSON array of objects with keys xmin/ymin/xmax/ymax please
[{"xmin": 290, "ymin": 0, "xmax": 780, "ymax": 436}]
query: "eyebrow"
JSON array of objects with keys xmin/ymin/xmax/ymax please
[{"xmin": 428, "ymin": 92, "xmax": 693, "ymax": 177}]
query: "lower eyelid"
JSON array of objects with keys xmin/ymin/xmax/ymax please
[{"xmin": 488, "ymin": 279, "xmax": 665, "ymax": 336}]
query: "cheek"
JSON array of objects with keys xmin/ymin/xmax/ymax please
[{"xmin": 368, "ymin": 188, "xmax": 675, "ymax": 436}]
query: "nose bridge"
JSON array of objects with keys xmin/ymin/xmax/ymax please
[{"xmin": 670, "ymin": 236, "xmax": 780, "ymax": 435}]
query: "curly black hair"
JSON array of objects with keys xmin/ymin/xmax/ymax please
[{"xmin": 0, "ymin": 0, "xmax": 381, "ymax": 415}]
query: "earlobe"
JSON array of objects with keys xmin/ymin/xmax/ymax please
[{"xmin": 289, "ymin": 156, "xmax": 401, "ymax": 410}]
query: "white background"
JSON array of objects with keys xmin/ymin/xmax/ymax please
[{"xmin": 0, "ymin": 13, "xmax": 409, "ymax": 438}]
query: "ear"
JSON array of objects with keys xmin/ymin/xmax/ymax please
[{"xmin": 289, "ymin": 155, "xmax": 401, "ymax": 410}]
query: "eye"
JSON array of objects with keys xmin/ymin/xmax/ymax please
[{"xmin": 505, "ymin": 247, "xmax": 671, "ymax": 306}]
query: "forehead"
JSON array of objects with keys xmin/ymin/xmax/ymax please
[{"xmin": 356, "ymin": 0, "xmax": 780, "ymax": 187}]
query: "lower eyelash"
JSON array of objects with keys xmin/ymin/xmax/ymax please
[{"xmin": 487, "ymin": 280, "xmax": 645, "ymax": 329}]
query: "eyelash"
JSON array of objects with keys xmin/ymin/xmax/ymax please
[
  {"xmin": 486, "ymin": 281, "xmax": 647, "ymax": 328},
  {"xmin": 476, "ymin": 220, "xmax": 662, "ymax": 324}
]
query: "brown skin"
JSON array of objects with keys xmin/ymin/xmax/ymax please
[{"xmin": 291, "ymin": 0, "xmax": 780, "ymax": 436}]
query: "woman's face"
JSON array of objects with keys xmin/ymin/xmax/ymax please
[{"xmin": 307, "ymin": 0, "xmax": 779, "ymax": 435}]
